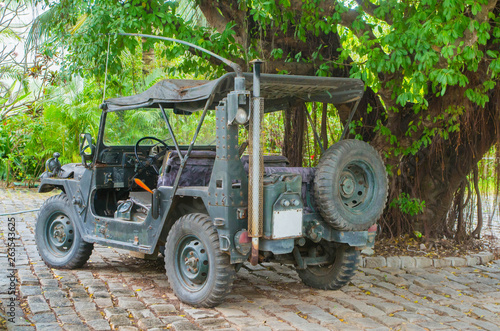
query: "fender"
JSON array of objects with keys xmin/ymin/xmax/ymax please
[{"xmin": 38, "ymin": 177, "xmax": 90, "ymax": 241}]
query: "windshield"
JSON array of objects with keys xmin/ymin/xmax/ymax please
[{"xmin": 104, "ymin": 108, "xmax": 216, "ymax": 146}]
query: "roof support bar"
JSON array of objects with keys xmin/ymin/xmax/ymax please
[
  {"xmin": 340, "ymin": 98, "xmax": 362, "ymax": 140},
  {"xmin": 170, "ymin": 94, "xmax": 215, "ymax": 195},
  {"xmin": 159, "ymin": 104, "xmax": 182, "ymax": 158}
]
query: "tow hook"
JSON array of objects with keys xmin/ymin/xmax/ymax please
[{"xmin": 308, "ymin": 221, "xmax": 323, "ymax": 243}]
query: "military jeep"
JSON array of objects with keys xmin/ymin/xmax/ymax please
[{"xmin": 36, "ymin": 35, "xmax": 388, "ymax": 307}]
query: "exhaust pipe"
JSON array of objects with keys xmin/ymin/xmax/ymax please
[{"xmin": 248, "ymin": 59, "xmax": 264, "ymax": 266}]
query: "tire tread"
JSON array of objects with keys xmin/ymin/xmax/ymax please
[{"xmin": 35, "ymin": 194, "xmax": 93, "ymax": 269}]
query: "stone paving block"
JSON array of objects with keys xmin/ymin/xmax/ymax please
[
  {"xmin": 74, "ymin": 300, "xmax": 97, "ymax": 311},
  {"xmin": 171, "ymin": 320, "xmax": 203, "ymax": 331},
  {"xmin": 473, "ymin": 252, "xmax": 494, "ymax": 264},
  {"xmin": 444, "ymin": 257, "xmax": 466, "ymax": 267},
  {"xmin": 413, "ymin": 277, "xmax": 437, "ymax": 289},
  {"xmin": 87, "ymin": 286, "xmax": 108, "ymax": 294},
  {"xmin": 446, "ymin": 321, "xmax": 477, "ymax": 330},
  {"xmin": 4, "ymin": 326, "xmax": 35, "ymax": 331},
  {"xmin": 349, "ymin": 317, "xmax": 388, "ymax": 330},
  {"xmin": 372, "ymin": 315, "xmax": 406, "ymax": 328},
  {"xmin": 150, "ymin": 303, "xmax": 177, "ymax": 315},
  {"xmin": 418, "ymin": 321, "xmax": 452, "ymax": 329},
  {"xmin": 137, "ymin": 317, "xmax": 165, "ymax": 329},
  {"xmin": 393, "ymin": 311, "xmax": 430, "ymax": 323},
  {"xmin": 116, "ymin": 327, "xmax": 139, "ymax": 331},
  {"xmin": 30, "ymin": 312, "xmax": 57, "ymax": 324},
  {"xmin": 58, "ymin": 313, "xmax": 82, "ymax": 324},
  {"xmin": 383, "ymin": 273, "xmax": 411, "ymax": 287},
  {"xmin": 160, "ymin": 316, "xmax": 187, "ymax": 324},
  {"xmin": 128, "ymin": 309, "xmax": 155, "ymax": 320},
  {"xmin": 278, "ymin": 312, "xmax": 330, "ymax": 331},
  {"xmin": 87, "ymin": 319, "xmax": 112, "ymax": 330},
  {"xmin": 48, "ymin": 296, "xmax": 72, "ymax": 308},
  {"xmin": 466, "ymin": 256, "xmax": 480, "ymax": 266},
  {"xmin": 184, "ymin": 308, "xmax": 219, "ymax": 320},
  {"xmin": 334, "ymin": 297, "xmax": 385, "ymax": 318},
  {"xmin": 196, "ymin": 317, "xmax": 231, "ymax": 329},
  {"xmin": 262, "ymin": 319, "xmax": 296, "ymax": 331},
  {"xmin": 79, "ymin": 309, "xmax": 104, "ymax": 321},
  {"xmin": 19, "ymin": 276, "xmax": 41, "ymax": 286},
  {"xmin": 294, "ymin": 304, "xmax": 344, "ymax": 328},
  {"xmin": 34, "ymin": 323, "xmax": 63, "ymax": 331},
  {"xmin": 109, "ymin": 314, "xmax": 132, "ymax": 328},
  {"xmin": 43, "ymin": 288, "xmax": 66, "ymax": 300},
  {"xmin": 39, "ymin": 279, "xmax": 59, "ymax": 287},
  {"xmin": 19, "ymin": 285, "xmax": 42, "ymax": 297},
  {"xmin": 386, "ymin": 256, "xmax": 401, "ymax": 268},
  {"xmin": 365, "ymin": 299, "xmax": 403, "ymax": 314},
  {"xmin": 116, "ymin": 297, "xmax": 146, "ymax": 310},
  {"xmin": 52, "ymin": 307, "xmax": 75, "ymax": 316},
  {"xmin": 94, "ymin": 297, "xmax": 114, "ymax": 308},
  {"xmin": 414, "ymin": 257, "xmax": 433, "ymax": 268},
  {"xmin": 328, "ymin": 305, "xmax": 362, "ymax": 319},
  {"xmin": 400, "ymin": 256, "xmax": 416, "ymax": 269},
  {"xmin": 365, "ymin": 256, "xmax": 386, "ymax": 268},
  {"xmin": 434, "ymin": 258, "xmax": 452, "ymax": 268},
  {"xmin": 104, "ymin": 307, "xmax": 128, "ymax": 318},
  {"xmin": 27, "ymin": 295, "xmax": 50, "ymax": 314},
  {"xmin": 92, "ymin": 291, "xmax": 112, "ymax": 298},
  {"xmin": 398, "ymin": 324, "xmax": 427, "ymax": 331}
]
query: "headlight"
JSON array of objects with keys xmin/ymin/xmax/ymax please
[{"xmin": 235, "ymin": 107, "xmax": 248, "ymax": 125}]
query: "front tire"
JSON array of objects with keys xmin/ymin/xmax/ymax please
[
  {"xmin": 164, "ymin": 213, "xmax": 235, "ymax": 307},
  {"xmin": 35, "ymin": 194, "xmax": 93, "ymax": 269},
  {"xmin": 297, "ymin": 244, "xmax": 360, "ymax": 290}
]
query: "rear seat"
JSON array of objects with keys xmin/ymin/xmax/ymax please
[{"xmin": 157, "ymin": 151, "xmax": 315, "ymax": 210}]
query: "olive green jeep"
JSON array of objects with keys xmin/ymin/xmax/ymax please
[{"xmin": 36, "ymin": 35, "xmax": 388, "ymax": 307}]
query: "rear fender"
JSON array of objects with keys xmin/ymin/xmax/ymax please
[{"xmin": 157, "ymin": 195, "xmax": 208, "ymax": 247}]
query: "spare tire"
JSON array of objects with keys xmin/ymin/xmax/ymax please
[{"xmin": 314, "ymin": 139, "xmax": 388, "ymax": 231}]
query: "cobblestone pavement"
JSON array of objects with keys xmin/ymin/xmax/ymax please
[{"xmin": 1, "ymin": 188, "xmax": 500, "ymax": 331}]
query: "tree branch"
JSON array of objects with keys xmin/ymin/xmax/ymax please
[{"xmin": 354, "ymin": 0, "xmax": 393, "ymax": 25}]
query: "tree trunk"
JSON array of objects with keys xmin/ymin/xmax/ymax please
[
  {"xmin": 283, "ymin": 100, "xmax": 306, "ymax": 166},
  {"xmin": 142, "ymin": 37, "xmax": 155, "ymax": 76},
  {"xmin": 383, "ymin": 80, "xmax": 500, "ymax": 239}
]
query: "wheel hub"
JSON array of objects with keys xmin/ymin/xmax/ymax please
[
  {"xmin": 340, "ymin": 163, "xmax": 372, "ymax": 210},
  {"xmin": 47, "ymin": 215, "xmax": 74, "ymax": 253},
  {"xmin": 177, "ymin": 237, "xmax": 209, "ymax": 288},
  {"xmin": 340, "ymin": 175, "xmax": 355, "ymax": 197}
]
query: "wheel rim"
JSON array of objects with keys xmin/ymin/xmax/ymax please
[
  {"xmin": 175, "ymin": 235, "xmax": 209, "ymax": 291},
  {"xmin": 339, "ymin": 161, "xmax": 375, "ymax": 213},
  {"xmin": 45, "ymin": 213, "xmax": 75, "ymax": 257}
]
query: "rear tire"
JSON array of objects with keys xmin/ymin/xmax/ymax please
[
  {"xmin": 164, "ymin": 213, "xmax": 235, "ymax": 307},
  {"xmin": 314, "ymin": 139, "xmax": 388, "ymax": 231},
  {"xmin": 297, "ymin": 244, "xmax": 360, "ymax": 290},
  {"xmin": 35, "ymin": 194, "xmax": 93, "ymax": 269}
]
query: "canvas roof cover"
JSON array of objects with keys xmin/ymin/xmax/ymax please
[{"xmin": 103, "ymin": 72, "xmax": 364, "ymax": 113}]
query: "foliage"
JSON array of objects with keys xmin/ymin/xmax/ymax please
[
  {"xmin": 2, "ymin": 0, "xmax": 499, "ymax": 241},
  {"xmin": 390, "ymin": 193, "xmax": 426, "ymax": 217}
]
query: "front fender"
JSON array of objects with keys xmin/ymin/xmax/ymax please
[
  {"xmin": 38, "ymin": 178, "xmax": 90, "ymax": 241},
  {"xmin": 38, "ymin": 178, "xmax": 69, "ymax": 193}
]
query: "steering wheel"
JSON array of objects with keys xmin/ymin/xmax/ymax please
[{"xmin": 134, "ymin": 136, "xmax": 170, "ymax": 175}]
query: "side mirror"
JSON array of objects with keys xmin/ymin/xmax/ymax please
[{"xmin": 79, "ymin": 133, "xmax": 95, "ymax": 165}]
